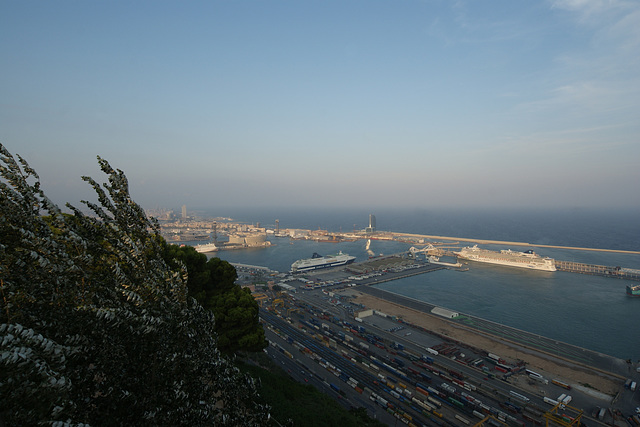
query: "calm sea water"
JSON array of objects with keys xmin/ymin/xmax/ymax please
[{"xmin": 195, "ymin": 207, "xmax": 640, "ymax": 360}]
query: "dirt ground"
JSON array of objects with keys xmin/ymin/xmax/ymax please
[{"xmin": 352, "ymin": 292, "xmax": 619, "ymax": 396}]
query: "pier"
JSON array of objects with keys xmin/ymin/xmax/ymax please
[
  {"xmin": 555, "ymin": 260, "xmax": 640, "ymax": 280},
  {"xmin": 230, "ymin": 262, "xmax": 272, "ymax": 272}
]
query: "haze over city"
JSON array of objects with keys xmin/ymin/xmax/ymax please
[{"xmin": 2, "ymin": 0, "xmax": 639, "ymax": 211}]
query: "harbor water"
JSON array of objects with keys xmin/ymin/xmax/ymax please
[{"xmin": 194, "ymin": 207, "xmax": 640, "ymax": 361}]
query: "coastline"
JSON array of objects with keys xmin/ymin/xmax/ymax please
[{"xmin": 350, "ymin": 291, "xmax": 620, "ymax": 396}]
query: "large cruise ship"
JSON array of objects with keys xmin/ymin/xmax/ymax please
[
  {"xmin": 291, "ymin": 251, "xmax": 356, "ymax": 273},
  {"xmin": 454, "ymin": 245, "xmax": 556, "ymax": 272}
]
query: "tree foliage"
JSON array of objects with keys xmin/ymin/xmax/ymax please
[
  {"xmin": 161, "ymin": 244, "xmax": 267, "ymax": 354},
  {"xmin": 238, "ymin": 359, "xmax": 387, "ymax": 427},
  {"xmin": 0, "ymin": 144, "xmax": 270, "ymax": 426}
]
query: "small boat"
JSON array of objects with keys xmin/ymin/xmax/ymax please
[{"xmin": 626, "ymin": 284, "xmax": 640, "ymax": 297}]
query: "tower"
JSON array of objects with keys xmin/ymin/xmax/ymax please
[
  {"xmin": 181, "ymin": 205, "xmax": 187, "ymax": 219},
  {"xmin": 366, "ymin": 214, "xmax": 376, "ymax": 233}
]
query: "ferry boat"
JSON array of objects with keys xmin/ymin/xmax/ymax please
[
  {"xmin": 454, "ymin": 245, "xmax": 556, "ymax": 272},
  {"xmin": 291, "ymin": 251, "xmax": 356, "ymax": 273},
  {"xmin": 427, "ymin": 255, "xmax": 463, "ymax": 268},
  {"xmin": 194, "ymin": 242, "xmax": 218, "ymax": 253},
  {"xmin": 626, "ymin": 284, "xmax": 640, "ymax": 297}
]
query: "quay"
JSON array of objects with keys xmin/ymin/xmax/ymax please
[
  {"xmin": 556, "ymin": 260, "xmax": 640, "ymax": 280},
  {"xmin": 355, "ymin": 285, "xmax": 629, "ymax": 380},
  {"xmin": 297, "ymin": 254, "xmax": 448, "ymax": 286},
  {"xmin": 349, "ymin": 263, "xmax": 445, "ymax": 285},
  {"xmin": 231, "ymin": 262, "xmax": 272, "ymax": 272}
]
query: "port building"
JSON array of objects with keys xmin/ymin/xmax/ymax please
[
  {"xmin": 431, "ymin": 307, "xmax": 459, "ymax": 319},
  {"xmin": 227, "ymin": 233, "xmax": 269, "ymax": 247}
]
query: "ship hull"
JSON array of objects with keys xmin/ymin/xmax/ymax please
[
  {"xmin": 457, "ymin": 256, "xmax": 556, "ymax": 271},
  {"xmin": 292, "ymin": 258, "xmax": 355, "ymax": 272},
  {"xmin": 626, "ymin": 285, "xmax": 640, "ymax": 297},
  {"xmin": 455, "ymin": 245, "xmax": 556, "ymax": 272},
  {"xmin": 291, "ymin": 252, "xmax": 356, "ymax": 273}
]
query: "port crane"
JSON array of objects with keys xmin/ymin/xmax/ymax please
[
  {"xmin": 253, "ymin": 293, "xmax": 268, "ymax": 306},
  {"xmin": 542, "ymin": 402, "xmax": 583, "ymax": 427}
]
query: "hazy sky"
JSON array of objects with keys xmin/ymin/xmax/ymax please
[{"xmin": 2, "ymin": 0, "xmax": 639, "ymax": 211}]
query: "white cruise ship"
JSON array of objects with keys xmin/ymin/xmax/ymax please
[
  {"xmin": 291, "ymin": 251, "xmax": 356, "ymax": 273},
  {"xmin": 194, "ymin": 242, "xmax": 218, "ymax": 253},
  {"xmin": 454, "ymin": 245, "xmax": 556, "ymax": 271}
]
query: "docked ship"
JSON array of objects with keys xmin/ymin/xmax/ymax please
[
  {"xmin": 626, "ymin": 284, "xmax": 640, "ymax": 297},
  {"xmin": 454, "ymin": 245, "xmax": 556, "ymax": 272},
  {"xmin": 427, "ymin": 255, "xmax": 463, "ymax": 268},
  {"xmin": 291, "ymin": 251, "xmax": 356, "ymax": 273},
  {"xmin": 194, "ymin": 242, "xmax": 218, "ymax": 253}
]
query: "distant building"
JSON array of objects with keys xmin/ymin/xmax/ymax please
[
  {"xmin": 431, "ymin": 307, "xmax": 459, "ymax": 319},
  {"xmin": 181, "ymin": 205, "xmax": 187, "ymax": 219},
  {"xmin": 288, "ymin": 229, "xmax": 310, "ymax": 239},
  {"xmin": 227, "ymin": 233, "xmax": 269, "ymax": 247},
  {"xmin": 365, "ymin": 214, "xmax": 376, "ymax": 233}
]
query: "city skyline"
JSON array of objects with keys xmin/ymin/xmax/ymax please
[{"xmin": 2, "ymin": 1, "xmax": 639, "ymax": 211}]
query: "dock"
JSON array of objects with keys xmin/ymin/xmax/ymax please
[
  {"xmin": 355, "ymin": 285, "xmax": 630, "ymax": 379},
  {"xmin": 555, "ymin": 260, "xmax": 640, "ymax": 280}
]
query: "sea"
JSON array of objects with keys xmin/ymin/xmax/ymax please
[{"xmin": 190, "ymin": 207, "xmax": 640, "ymax": 361}]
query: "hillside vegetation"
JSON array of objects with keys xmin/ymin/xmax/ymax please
[{"xmin": 0, "ymin": 144, "xmax": 269, "ymax": 425}]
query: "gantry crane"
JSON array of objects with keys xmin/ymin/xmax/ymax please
[{"xmin": 542, "ymin": 402, "xmax": 583, "ymax": 427}]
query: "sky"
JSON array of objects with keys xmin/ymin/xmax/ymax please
[{"xmin": 2, "ymin": 0, "xmax": 639, "ymax": 212}]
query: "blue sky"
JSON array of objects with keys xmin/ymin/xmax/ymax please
[{"xmin": 2, "ymin": 0, "xmax": 639, "ymax": 211}]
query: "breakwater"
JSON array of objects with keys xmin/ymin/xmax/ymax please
[{"xmin": 391, "ymin": 232, "xmax": 640, "ymax": 255}]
